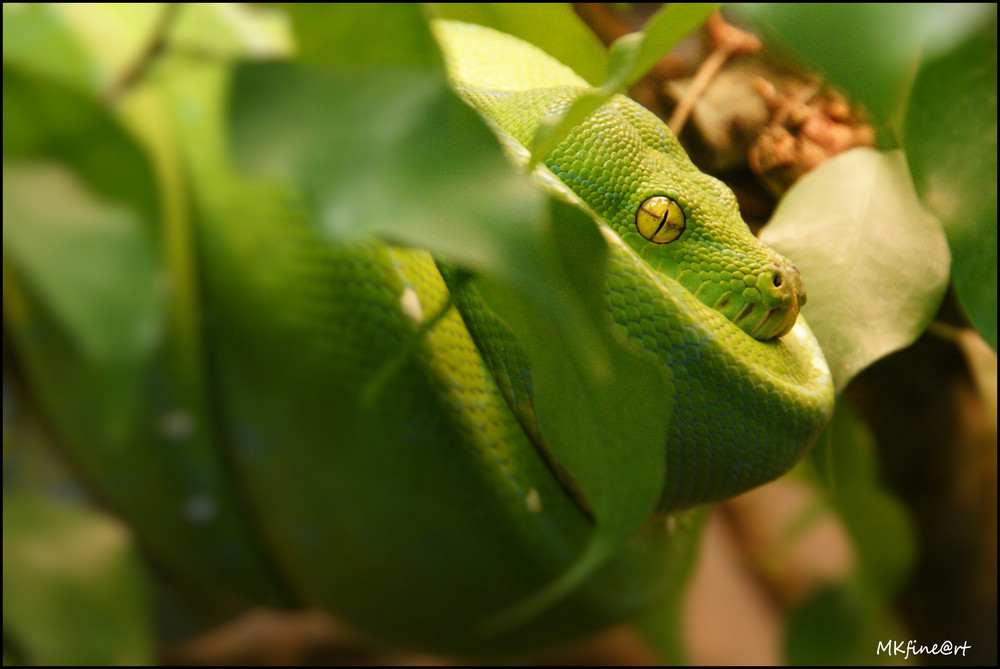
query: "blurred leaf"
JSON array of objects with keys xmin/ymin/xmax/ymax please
[
  {"xmin": 53, "ymin": 3, "xmax": 165, "ymax": 93},
  {"xmin": 1, "ymin": 3, "xmax": 93, "ymax": 92},
  {"xmin": 761, "ymin": 149, "xmax": 950, "ymax": 392},
  {"xmin": 475, "ymin": 202, "xmax": 672, "ymax": 633},
  {"xmin": 785, "ymin": 584, "xmax": 905, "ymax": 666},
  {"xmin": 3, "ymin": 68, "xmax": 162, "ymax": 366},
  {"xmin": 737, "ymin": 3, "xmax": 994, "ymax": 131},
  {"xmin": 824, "ymin": 400, "xmax": 916, "ymax": 600},
  {"xmin": 3, "ymin": 493, "xmax": 154, "ymax": 666},
  {"xmin": 3, "ymin": 65, "xmax": 159, "ymax": 229},
  {"xmin": 905, "ymin": 17, "xmax": 997, "ymax": 350},
  {"xmin": 789, "ymin": 400, "xmax": 914, "ymax": 664},
  {"xmin": 631, "ymin": 509, "xmax": 711, "ymax": 665},
  {"xmin": 230, "ymin": 63, "xmax": 543, "ymax": 280},
  {"xmin": 430, "ymin": 3, "xmax": 607, "ymax": 85},
  {"xmin": 805, "ymin": 422, "xmax": 835, "ymax": 491},
  {"xmin": 529, "ymin": 3, "xmax": 716, "ymax": 164},
  {"xmin": 3, "ymin": 161, "xmax": 161, "ymax": 367},
  {"xmin": 2, "ymin": 356, "xmax": 85, "ymax": 499},
  {"xmin": 4, "ymin": 7, "xmax": 291, "ymax": 607},
  {"xmin": 283, "ymin": 3, "xmax": 442, "ymax": 68},
  {"xmin": 786, "ymin": 585, "xmax": 865, "ymax": 665},
  {"xmin": 169, "ymin": 3, "xmax": 292, "ymax": 59}
]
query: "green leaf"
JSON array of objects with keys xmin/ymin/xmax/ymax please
[
  {"xmin": 905, "ymin": 17, "xmax": 997, "ymax": 350},
  {"xmin": 823, "ymin": 400, "xmax": 916, "ymax": 600},
  {"xmin": 168, "ymin": 3, "xmax": 293, "ymax": 59},
  {"xmin": 528, "ymin": 2, "xmax": 717, "ymax": 165},
  {"xmin": 737, "ymin": 3, "xmax": 994, "ymax": 131},
  {"xmin": 788, "ymin": 400, "xmax": 914, "ymax": 664},
  {"xmin": 1, "ymin": 3, "xmax": 94, "ymax": 92},
  {"xmin": 614, "ymin": 2, "xmax": 719, "ymax": 91},
  {"xmin": 429, "ymin": 3, "xmax": 608, "ymax": 85},
  {"xmin": 631, "ymin": 509, "xmax": 711, "ymax": 665},
  {"xmin": 784, "ymin": 584, "xmax": 903, "ymax": 666},
  {"xmin": 3, "ymin": 493, "xmax": 154, "ymax": 666},
  {"xmin": 3, "ymin": 69, "xmax": 162, "ymax": 367},
  {"xmin": 47, "ymin": 3, "xmax": 165, "ymax": 93},
  {"xmin": 760, "ymin": 149, "xmax": 950, "ymax": 392},
  {"xmin": 283, "ymin": 3, "xmax": 443, "ymax": 68}
]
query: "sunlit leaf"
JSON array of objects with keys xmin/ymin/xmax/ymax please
[
  {"xmin": 430, "ymin": 2, "xmax": 608, "ymax": 85},
  {"xmin": 1, "ymin": 3, "xmax": 93, "ymax": 92},
  {"xmin": 53, "ymin": 3, "xmax": 164, "ymax": 92},
  {"xmin": 169, "ymin": 3, "xmax": 293, "ymax": 59},
  {"xmin": 905, "ymin": 17, "xmax": 997, "ymax": 350},
  {"xmin": 761, "ymin": 149, "xmax": 950, "ymax": 392}
]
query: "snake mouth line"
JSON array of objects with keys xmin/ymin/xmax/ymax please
[{"xmin": 736, "ymin": 300, "xmax": 801, "ymax": 340}]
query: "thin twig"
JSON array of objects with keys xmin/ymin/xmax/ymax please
[{"xmin": 102, "ymin": 3, "xmax": 181, "ymax": 104}]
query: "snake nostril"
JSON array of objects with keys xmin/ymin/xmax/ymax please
[{"xmin": 773, "ymin": 272, "xmax": 783, "ymax": 287}]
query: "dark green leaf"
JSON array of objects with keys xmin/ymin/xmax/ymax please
[
  {"xmin": 283, "ymin": 3, "xmax": 443, "ymax": 68},
  {"xmin": 784, "ymin": 585, "xmax": 900, "ymax": 666},
  {"xmin": 631, "ymin": 509, "xmax": 711, "ymax": 665},
  {"xmin": 823, "ymin": 400, "xmax": 916, "ymax": 600},
  {"xmin": 737, "ymin": 4, "xmax": 994, "ymax": 131},
  {"xmin": 905, "ymin": 17, "xmax": 997, "ymax": 350},
  {"xmin": 760, "ymin": 149, "xmax": 950, "ymax": 392}
]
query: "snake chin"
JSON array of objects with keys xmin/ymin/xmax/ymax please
[{"xmin": 739, "ymin": 300, "xmax": 801, "ymax": 341}]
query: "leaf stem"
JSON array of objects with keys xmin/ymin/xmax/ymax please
[{"xmin": 102, "ymin": 3, "xmax": 180, "ymax": 105}]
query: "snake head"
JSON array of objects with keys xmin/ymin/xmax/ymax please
[
  {"xmin": 524, "ymin": 93, "xmax": 809, "ymax": 343},
  {"xmin": 632, "ymin": 192, "xmax": 806, "ymax": 341},
  {"xmin": 452, "ymin": 80, "xmax": 808, "ymax": 342}
]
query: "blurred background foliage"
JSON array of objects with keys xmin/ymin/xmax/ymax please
[{"xmin": 3, "ymin": 2, "xmax": 996, "ymax": 665}]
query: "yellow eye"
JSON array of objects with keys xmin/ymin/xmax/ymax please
[{"xmin": 636, "ymin": 196, "xmax": 685, "ymax": 244}]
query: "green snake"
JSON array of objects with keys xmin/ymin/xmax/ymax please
[{"xmin": 6, "ymin": 16, "xmax": 834, "ymax": 656}]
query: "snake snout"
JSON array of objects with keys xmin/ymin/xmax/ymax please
[
  {"xmin": 750, "ymin": 262, "xmax": 805, "ymax": 340},
  {"xmin": 721, "ymin": 261, "xmax": 805, "ymax": 341}
]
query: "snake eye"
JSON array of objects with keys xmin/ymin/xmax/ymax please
[{"xmin": 636, "ymin": 196, "xmax": 685, "ymax": 244}]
